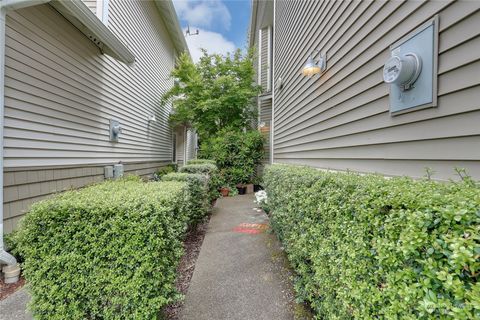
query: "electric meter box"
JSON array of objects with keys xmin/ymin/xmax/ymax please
[
  {"xmin": 113, "ymin": 164, "xmax": 124, "ymax": 179},
  {"xmin": 385, "ymin": 17, "xmax": 438, "ymax": 114}
]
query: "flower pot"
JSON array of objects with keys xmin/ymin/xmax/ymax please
[
  {"xmin": 254, "ymin": 184, "xmax": 263, "ymax": 192},
  {"xmin": 236, "ymin": 186, "xmax": 247, "ymax": 195},
  {"xmin": 245, "ymin": 183, "xmax": 254, "ymax": 194},
  {"xmin": 219, "ymin": 187, "xmax": 230, "ymax": 197}
]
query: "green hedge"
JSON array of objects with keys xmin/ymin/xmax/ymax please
[
  {"xmin": 161, "ymin": 172, "xmax": 209, "ymax": 223},
  {"xmin": 187, "ymin": 159, "xmax": 216, "ymax": 166},
  {"xmin": 264, "ymin": 164, "xmax": 480, "ymax": 319},
  {"xmin": 153, "ymin": 164, "xmax": 176, "ymax": 180},
  {"xmin": 179, "ymin": 164, "xmax": 220, "ymax": 202},
  {"xmin": 198, "ymin": 130, "xmax": 264, "ymax": 185},
  {"xmin": 13, "ymin": 178, "xmax": 191, "ymax": 319}
]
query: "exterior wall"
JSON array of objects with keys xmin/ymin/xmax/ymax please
[
  {"xmin": 3, "ymin": 161, "xmax": 168, "ymax": 233},
  {"xmin": 3, "ymin": 0, "xmax": 179, "ymax": 231},
  {"xmin": 185, "ymin": 129, "xmax": 197, "ymax": 162},
  {"xmin": 175, "ymin": 126, "xmax": 185, "ymax": 166},
  {"xmin": 272, "ymin": 0, "xmax": 480, "ymax": 180},
  {"xmin": 259, "ymin": 27, "xmax": 271, "ymax": 92},
  {"xmin": 259, "ymin": 98, "xmax": 272, "ymax": 164},
  {"xmin": 251, "ymin": 0, "xmax": 273, "ymax": 164}
]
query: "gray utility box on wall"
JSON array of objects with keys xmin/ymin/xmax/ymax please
[
  {"xmin": 104, "ymin": 166, "xmax": 114, "ymax": 179},
  {"xmin": 113, "ymin": 164, "xmax": 124, "ymax": 179},
  {"xmin": 383, "ymin": 16, "xmax": 438, "ymax": 114},
  {"xmin": 109, "ymin": 119, "xmax": 122, "ymax": 142}
]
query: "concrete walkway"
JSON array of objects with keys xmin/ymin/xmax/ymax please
[
  {"xmin": 0, "ymin": 195, "xmax": 306, "ymax": 320},
  {"xmin": 0, "ymin": 289, "xmax": 31, "ymax": 320},
  {"xmin": 180, "ymin": 194, "xmax": 300, "ymax": 320}
]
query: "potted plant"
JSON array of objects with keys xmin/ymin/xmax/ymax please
[
  {"xmin": 236, "ymin": 183, "xmax": 247, "ymax": 195},
  {"xmin": 252, "ymin": 175, "xmax": 263, "ymax": 192},
  {"xmin": 217, "ymin": 173, "xmax": 230, "ymax": 197},
  {"xmin": 219, "ymin": 186, "xmax": 230, "ymax": 197},
  {"xmin": 229, "ymin": 167, "xmax": 249, "ymax": 195}
]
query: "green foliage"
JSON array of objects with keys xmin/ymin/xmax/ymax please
[
  {"xmin": 264, "ymin": 164, "xmax": 480, "ymax": 319},
  {"xmin": 161, "ymin": 172, "xmax": 209, "ymax": 223},
  {"xmin": 162, "ymin": 50, "xmax": 261, "ymax": 139},
  {"xmin": 199, "ymin": 130, "xmax": 264, "ymax": 185},
  {"xmin": 179, "ymin": 163, "xmax": 217, "ymax": 175},
  {"xmin": 13, "ymin": 178, "xmax": 192, "ymax": 320},
  {"xmin": 179, "ymin": 163, "xmax": 220, "ymax": 202},
  {"xmin": 187, "ymin": 159, "xmax": 217, "ymax": 166},
  {"xmin": 4, "ymin": 230, "xmax": 23, "ymax": 263},
  {"xmin": 154, "ymin": 164, "xmax": 177, "ymax": 180}
]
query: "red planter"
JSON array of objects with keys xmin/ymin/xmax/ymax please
[{"xmin": 220, "ymin": 187, "xmax": 230, "ymax": 197}]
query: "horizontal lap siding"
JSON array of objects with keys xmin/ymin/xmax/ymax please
[
  {"xmin": 273, "ymin": 0, "xmax": 480, "ymax": 180},
  {"xmin": 260, "ymin": 98, "xmax": 272, "ymax": 164},
  {"xmin": 260, "ymin": 27, "xmax": 269, "ymax": 92},
  {"xmin": 3, "ymin": 0, "xmax": 177, "ymax": 231},
  {"xmin": 4, "ymin": 0, "xmax": 175, "ymax": 168},
  {"xmin": 3, "ymin": 160, "xmax": 170, "ymax": 233},
  {"xmin": 185, "ymin": 129, "xmax": 196, "ymax": 162}
]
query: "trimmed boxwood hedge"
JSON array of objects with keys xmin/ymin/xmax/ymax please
[
  {"xmin": 179, "ymin": 163, "xmax": 220, "ymax": 202},
  {"xmin": 186, "ymin": 159, "xmax": 216, "ymax": 166},
  {"xmin": 161, "ymin": 172, "xmax": 209, "ymax": 223},
  {"xmin": 13, "ymin": 177, "xmax": 193, "ymax": 319},
  {"xmin": 264, "ymin": 164, "xmax": 480, "ymax": 319}
]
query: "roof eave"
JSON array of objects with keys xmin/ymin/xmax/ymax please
[
  {"xmin": 153, "ymin": 0, "xmax": 190, "ymax": 58},
  {"xmin": 50, "ymin": 0, "xmax": 135, "ymax": 64},
  {"xmin": 248, "ymin": 0, "xmax": 258, "ymax": 48}
]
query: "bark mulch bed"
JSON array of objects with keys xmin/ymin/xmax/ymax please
[
  {"xmin": 0, "ymin": 276, "xmax": 25, "ymax": 301},
  {"xmin": 162, "ymin": 215, "xmax": 211, "ymax": 319}
]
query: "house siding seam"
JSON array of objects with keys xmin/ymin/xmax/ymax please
[{"xmin": 272, "ymin": 0, "xmax": 480, "ymax": 180}]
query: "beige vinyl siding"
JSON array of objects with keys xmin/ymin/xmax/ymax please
[
  {"xmin": 175, "ymin": 126, "xmax": 185, "ymax": 165},
  {"xmin": 3, "ymin": 161, "xmax": 170, "ymax": 233},
  {"xmin": 82, "ymin": 0, "xmax": 97, "ymax": 14},
  {"xmin": 273, "ymin": 0, "xmax": 480, "ymax": 180},
  {"xmin": 4, "ymin": 0, "xmax": 175, "ymax": 168},
  {"xmin": 260, "ymin": 27, "xmax": 269, "ymax": 92},
  {"xmin": 259, "ymin": 98, "xmax": 272, "ymax": 164},
  {"xmin": 185, "ymin": 129, "xmax": 197, "ymax": 162}
]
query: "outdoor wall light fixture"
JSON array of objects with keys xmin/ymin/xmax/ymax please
[
  {"xmin": 147, "ymin": 114, "xmax": 156, "ymax": 123},
  {"xmin": 302, "ymin": 49, "xmax": 326, "ymax": 77}
]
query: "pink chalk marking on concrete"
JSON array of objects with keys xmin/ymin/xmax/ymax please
[
  {"xmin": 232, "ymin": 227, "xmax": 263, "ymax": 234},
  {"xmin": 232, "ymin": 223, "xmax": 268, "ymax": 234}
]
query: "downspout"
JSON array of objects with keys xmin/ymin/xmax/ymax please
[{"xmin": 0, "ymin": 0, "xmax": 50, "ymax": 281}]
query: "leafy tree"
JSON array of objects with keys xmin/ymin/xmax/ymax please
[{"xmin": 162, "ymin": 49, "xmax": 261, "ymax": 139}]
